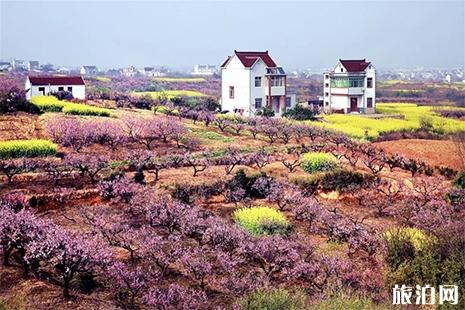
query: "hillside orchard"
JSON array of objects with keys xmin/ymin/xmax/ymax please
[{"xmin": 0, "ymin": 74, "xmax": 464, "ymax": 309}]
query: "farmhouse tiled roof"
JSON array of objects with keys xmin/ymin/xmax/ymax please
[
  {"xmin": 221, "ymin": 51, "xmax": 277, "ymax": 68},
  {"xmin": 235, "ymin": 51, "xmax": 277, "ymax": 68},
  {"xmin": 28, "ymin": 76, "xmax": 85, "ymax": 86},
  {"xmin": 340, "ymin": 59, "xmax": 371, "ymax": 72}
]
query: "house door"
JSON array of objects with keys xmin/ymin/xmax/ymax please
[
  {"xmin": 272, "ymin": 97, "xmax": 280, "ymax": 114},
  {"xmin": 350, "ymin": 97, "xmax": 358, "ymax": 112}
]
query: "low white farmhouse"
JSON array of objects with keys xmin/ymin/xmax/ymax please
[
  {"xmin": 192, "ymin": 64, "xmax": 218, "ymax": 76},
  {"xmin": 323, "ymin": 59, "xmax": 376, "ymax": 114},
  {"xmin": 220, "ymin": 50, "xmax": 296, "ymax": 117},
  {"xmin": 25, "ymin": 76, "xmax": 86, "ymax": 100}
]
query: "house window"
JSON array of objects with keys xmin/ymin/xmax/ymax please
[
  {"xmin": 325, "ymin": 92, "xmax": 329, "ymax": 97},
  {"xmin": 348, "ymin": 77, "xmax": 364, "ymax": 88},
  {"xmin": 325, "ymin": 83, "xmax": 329, "ymax": 87},
  {"xmin": 325, "ymin": 101, "xmax": 329, "ymax": 106},
  {"xmin": 325, "ymin": 74, "xmax": 329, "ymax": 79},
  {"xmin": 367, "ymin": 97, "xmax": 373, "ymax": 108},
  {"xmin": 229, "ymin": 86, "xmax": 234, "ymax": 99},
  {"xmin": 340, "ymin": 68, "xmax": 343, "ymax": 72},
  {"xmin": 38, "ymin": 87, "xmax": 45, "ymax": 95},
  {"xmin": 286, "ymin": 97, "xmax": 291, "ymax": 107},
  {"xmin": 255, "ymin": 77, "xmax": 261, "ymax": 87},
  {"xmin": 255, "ymin": 98, "xmax": 262, "ymax": 109},
  {"xmin": 367, "ymin": 78, "xmax": 373, "ymax": 88},
  {"xmin": 67, "ymin": 86, "xmax": 73, "ymax": 92},
  {"xmin": 58, "ymin": 86, "xmax": 64, "ymax": 91}
]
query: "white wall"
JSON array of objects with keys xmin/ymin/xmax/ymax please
[
  {"xmin": 365, "ymin": 65, "xmax": 376, "ymax": 113},
  {"xmin": 331, "ymin": 95, "xmax": 348, "ymax": 112},
  {"xmin": 221, "ymin": 55, "xmax": 251, "ymax": 115}
]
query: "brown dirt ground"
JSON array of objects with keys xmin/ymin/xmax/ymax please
[{"xmin": 374, "ymin": 139, "xmax": 464, "ymax": 171}]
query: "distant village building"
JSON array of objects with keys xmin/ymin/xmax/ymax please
[
  {"xmin": 28, "ymin": 61, "xmax": 40, "ymax": 71},
  {"xmin": 220, "ymin": 50, "xmax": 296, "ymax": 117},
  {"xmin": 57, "ymin": 67, "xmax": 71, "ymax": 74},
  {"xmin": 25, "ymin": 76, "xmax": 86, "ymax": 100},
  {"xmin": 0, "ymin": 61, "xmax": 11, "ymax": 72},
  {"xmin": 40, "ymin": 64, "xmax": 55, "ymax": 73},
  {"xmin": 12, "ymin": 59, "xmax": 28, "ymax": 71},
  {"xmin": 80, "ymin": 65, "xmax": 98, "ymax": 76},
  {"xmin": 122, "ymin": 66, "xmax": 138, "ymax": 77},
  {"xmin": 192, "ymin": 64, "xmax": 218, "ymax": 76},
  {"xmin": 323, "ymin": 59, "xmax": 376, "ymax": 114},
  {"xmin": 141, "ymin": 67, "xmax": 156, "ymax": 77}
]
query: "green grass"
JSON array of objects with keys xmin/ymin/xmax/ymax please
[
  {"xmin": 238, "ymin": 288, "xmax": 307, "ymax": 310},
  {"xmin": 309, "ymin": 295, "xmax": 394, "ymax": 310},
  {"xmin": 233, "ymin": 206, "xmax": 289, "ymax": 235},
  {"xmin": 153, "ymin": 77, "xmax": 206, "ymax": 83},
  {"xmin": 308, "ymin": 103, "xmax": 465, "ymax": 139},
  {"xmin": 133, "ymin": 90, "xmax": 206, "ymax": 99},
  {"xmin": 154, "ymin": 105, "xmax": 179, "ymax": 115},
  {"xmin": 0, "ymin": 139, "xmax": 57, "ymax": 159},
  {"xmin": 194, "ymin": 130, "xmax": 233, "ymax": 143},
  {"xmin": 30, "ymin": 96, "xmax": 111, "ymax": 116},
  {"xmin": 95, "ymin": 76, "xmax": 111, "ymax": 83}
]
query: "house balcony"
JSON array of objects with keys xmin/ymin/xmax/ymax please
[
  {"xmin": 331, "ymin": 87, "xmax": 365, "ymax": 96},
  {"xmin": 265, "ymin": 85, "xmax": 286, "ymax": 96}
]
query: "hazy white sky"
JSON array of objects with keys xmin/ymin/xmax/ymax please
[{"xmin": 0, "ymin": 0, "xmax": 464, "ymax": 70}]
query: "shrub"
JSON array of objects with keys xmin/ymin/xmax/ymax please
[
  {"xmin": 233, "ymin": 206, "xmax": 290, "ymax": 235},
  {"xmin": 300, "ymin": 152, "xmax": 339, "ymax": 174},
  {"xmin": 0, "ymin": 140, "xmax": 57, "ymax": 159},
  {"xmin": 384, "ymin": 227, "xmax": 441, "ymax": 290},
  {"xmin": 283, "ymin": 105, "xmax": 318, "ymax": 120},
  {"xmin": 290, "ymin": 175, "xmax": 320, "ymax": 196},
  {"xmin": 384, "ymin": 227, "xmax": 429, "ymax": 270},
  {"xmin": 237, "ymin": 288, "xmax": 306, "ymax": 310},
  {"xmin": 0, "ymin": 77, "xmax": 32, "ymax": 114},
  {"xmin": 255, "ymin": 107, "xmax": 275, "ymax": 117},
  {"xmin": 453, "ymin": 171, "xmax": 465, "ymax": 188},
  {"xmin": 62, "ymin": 103, "xmax": 111, "ymax": 116},
  {"xmin": 229, "ymin": 169, "xmax": 272, "ymax": 199},
  {"xmin": 384, "ymin": 224, "xmax": 465, "ymax": 307},
  {"xmin": 318, "ymin": 169, "xmax": 374, "ymax": 193}
]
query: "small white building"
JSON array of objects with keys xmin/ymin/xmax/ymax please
[
  {"xmin": 80, "ymin": 65, "xmax": 98, "ymax": 76},
  {"xmin": 122, "ymin": 66, "xmax": 138, "ymax": 77},
  {"xmin": 192, "ymin": 64, "xmax": 218, "ymax": 76},
  {"xmin": 28, "ymin": 61, "xmax": 40, "ymax": 71},
  {"xmin": 220, "ymin": 50, "xmax": 296, "ymax": 117},
  {"xmin": 323, "ymin": 59, "xmax": 376, "ymax": 114},
  {"xmin": 25, "ymin": 76, "xmax": 86, "ymax": 100},
  {"xmin": 0, "ymin": 62, "xmax": 11, "ymax": 72}
]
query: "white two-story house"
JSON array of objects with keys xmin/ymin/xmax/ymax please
[
  {"xmin": 323, "ymin": 59, "xmax": 376, "ymax": 114},
  {"xmin": 220, "ymin": 50, "xmax": 296, "ymax": 117}
]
